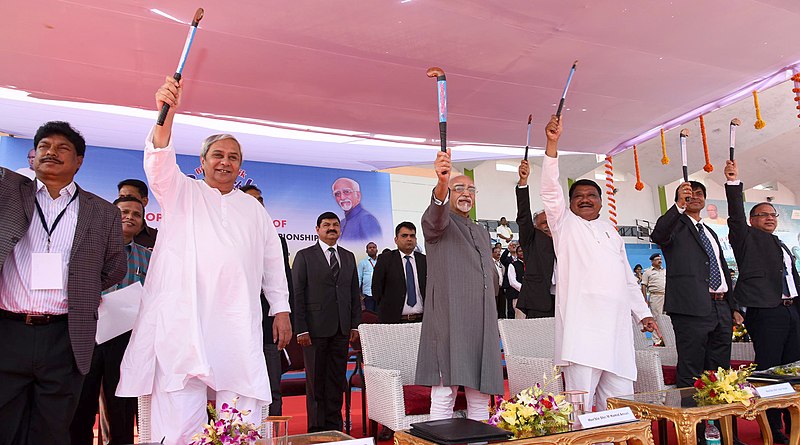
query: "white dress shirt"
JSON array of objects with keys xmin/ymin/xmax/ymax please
[{"xmin": 0, "ymin": 180, "xmax": 79, "ymax": 314}]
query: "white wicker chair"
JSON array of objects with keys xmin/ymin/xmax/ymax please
[
  {"xmin": 138, "ymin": 392, "xmax": 272, "ymax": 441},
  {"xmin": 497, "ymin": 318, "xmax": 562, "ymax": 397},
  {"xmin": 652, "ymin": 314, "xmax": 678, "ymax": 367},
  {"xmin": 138, "ymin": 395, "xmax": 152, "ymax": 442},
  {"xmin": 633, "ymin": 349, "xmax": 668, "ymax": 393},
  {"xmin": 497, "ymin": 317, "xmax": 555, "ymax": 358},
  {"xmin": 359, "ymin": 323, "xmax": 463, "ymax": 434},
  {"xmin": 731, "ymin": 341, "xmax": 755, "ymax": 362}
]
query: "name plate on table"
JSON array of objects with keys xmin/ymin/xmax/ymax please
[
  {"xmin": 755, "ymin": 383, "xmax": 796, "ymax": 398},
  {"xmin": 578, "ymin": 407, "xmax": 637, "ymax": 428}
]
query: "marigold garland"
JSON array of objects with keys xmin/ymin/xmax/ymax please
[
  {"xmin": 700, "ymin": 115, "xmax": 713, "ymax": 172},
  {"xmin": 633, "ymin": 145, "xmax": 644, "ymax": 191},
  {"xmin": 792, "ymin": 72, "xmax": 800, "ymax": 123},
  {"xmin": 660, "ymin": 128, "xmax": 670, "ymax": 165},
  {"xmin": 605, "ymin": 156, "xmax": 617, "ymax": 228},
  {"xmin": 753, "ymin": 90, "xmax": 766, "ymax": 129}
]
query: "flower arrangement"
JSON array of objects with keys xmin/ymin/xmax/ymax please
[
  {"xmin": 693, "ymin": 365, "xmax": 757, "ymax": 406},
  {"xmin": 488, "ymin": 371, "xmax": 572, "ymax": 438},
  {"xmin": 189, "ymin": 398, "xmax": 261, "ymax": 445}
]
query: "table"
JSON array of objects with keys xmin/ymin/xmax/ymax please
[
  {"xmin": 607, "ymin": 387, "xmax": 800, "ymax": 445},
  {"xmin": 394, "ymin": 419, "xmax": 654, "ymax": 445},
  {"xmin": 287, "ymin": 431, "xmax": 355, "ymax": 445}
]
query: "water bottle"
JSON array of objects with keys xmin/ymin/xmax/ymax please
[{"xmin": 705, "ymin": 420, "xmax": 721, "ymax": 445}]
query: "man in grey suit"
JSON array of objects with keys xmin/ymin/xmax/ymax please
[
  {"xmin": 293, "ymin": 212, "xmax": 361, "ymax": 432},
  {"xmin": 0, "ymin": 121, "xmax": 127, "ymax": 445},
  {"xmin": 415, "ymin": 148, "xmax": 504, "ymax": 421}
]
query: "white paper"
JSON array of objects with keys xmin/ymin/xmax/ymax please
[
  {"xmin": 754, "ymin": 383, "xmax": 795, "ymax": 398},
  {"xmin": 578, "ymin": 407, "xmax": 637, "ymax": 428},
  {"xmin": 96, "ymin": 282, "xmax": 143, "ymax": 344},
  {"xmin": 31, "ymin": 252, "xmax": 63, "ymax": 290}
]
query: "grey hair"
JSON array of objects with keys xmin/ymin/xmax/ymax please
[
  {"xmin": 331, "ymin": 177, "xmax": 361, "ymax": 192},
  {"xmin": 200, "ymin": 134, "xmax": 242, "ymax": 159}
]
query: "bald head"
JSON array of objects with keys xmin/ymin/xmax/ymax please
[{"xmin": 332, "ymin": 177, "xmax": 361, "ymax": 211}]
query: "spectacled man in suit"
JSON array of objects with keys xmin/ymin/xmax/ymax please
[
  {"xmin": 293, "ymin": 212, "xmax": 361, "ymax": 432},
  {"xmin": 514, "ymin": 159, "xmax": 556, "ymax": 318},
  {"xmin": 0, "ymin": 121, "xmax": 126, "ymax": 445},
  {"xmin": 651, "ymin": 181, "xmax": 741, "ymax": 389},
  {"xmin": 725, "ymin": 160, "xmax": 799, "ymax": 443},
  {"xmin": 373, "ymin": 221, "xmax": 427, "ymax": 324}
]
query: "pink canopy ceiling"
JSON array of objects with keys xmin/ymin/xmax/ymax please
[{"xmin": 2, "ymin": 0, "xmax": 800, "ymax": 166}]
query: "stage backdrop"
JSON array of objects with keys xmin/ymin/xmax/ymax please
[{"xmin": 0, "ymin": 136, "xmax": 395, "ymax": 260}]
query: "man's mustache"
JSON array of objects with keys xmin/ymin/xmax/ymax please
[{"xmin": 39, "ymin": 156, "xmax": 62, "ymax": 164}]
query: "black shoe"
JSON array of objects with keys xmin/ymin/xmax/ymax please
[
  {"xmin": 378, "ymin": 426, "xmax": 394, "ymax": 441},
  {"xmin": 772, "ymin": 430, "xmax": 789, "ymax": 444}
]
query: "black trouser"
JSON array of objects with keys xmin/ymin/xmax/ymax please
[
  {"xmin": 505, "ymin": 289, "xmax": 519, "ymax": 319},
  {"xmin": 495, "ymin": 289, "xmax": 506, "ymax": 319},
  {"xmin": 671, "ymin": 300, "xmax": 733, "ymax": 388},
  {"xmin": 0, "ymin": 317, "xmax": 85, "ymax": 445},
  {"xmin": 264, "ymin": 341, "xmax": 283, "ymax": 416},
  {"xmin": 746, "ymin": 304, "xmax": 800, "ymax": 434},
  {"xmin": 70, "ymin": 331, "xmax": 136, "ymax": 445},
  {"xmin": 303, "ymin": 332, "xmax": 349, "ymax": 432}
]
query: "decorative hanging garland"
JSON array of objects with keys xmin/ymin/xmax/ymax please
[
  {"xmin": 792, "ymin": 72, "xmax": 800, "ymax": 123},
  {"xmin": 753, "ymin": 90, "xmax": 766, "ymax": 129},
  {"xmin": 633, "ymin": 145, "xmax": 644, "ymax": 191},
  {"xmin": 700, "ymin": 115, "xmax": 713, "ymax": 172},
  {"xmin": 605, "ymin": 155, "xmax": 617, "ymax": 228},
  {"xmin": 660, "ymin": 128, "xmax": 670, "ymax": 165}
]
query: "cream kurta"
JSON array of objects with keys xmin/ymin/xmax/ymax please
[
  {"xmin": 117, "ymin": 128, "xmax": 290, "ymax": 403},
  {"xmin": 540, "ymin": 155, "xmax": 651, "ymax": 380}
]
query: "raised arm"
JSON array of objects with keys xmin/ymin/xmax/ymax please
[
  {"xmin": 143, "ymin": 77, "xmax": 190, "ymax": 209},
  {"xmin": 516, "ymin": 160, "xmax": 536, "ymax": 249},
  {"xmin": 650, "ymin": 183, "xmax": 692, "ymax": 247},
  {"xmin": 422, "ymin": 148, "xmax": 452, "ymax": 243},
  {"xmin": 540, "ymin": 115, "xmax": 566, "ymax": 229},
  {"xmin": 724, "ymin": 160, "xmax": 747, "ymax": 252}
]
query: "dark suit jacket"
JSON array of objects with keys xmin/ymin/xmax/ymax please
[
  {"xmin": 651, "ymin": 204, "xmax": 735, "ymax": 316},
  {"xmin": 0, "ymin": 167, "xmax": 127, "ymax": 374},
  {"xmin": 500, "ymin": 250, "xmax": 516, "ymax": 289},
  {"xmin": 726, "ymin": 183, "xmax": 800, "ymax": 307},
  {"xmin": 514, "ymin": 186, "xmax": 556, "ymax": 313},
  {"xmin": 261, "ymin": 235, "xmax": 295, "ymax": 343},
  {"xmin": 292, "ymin": 243, "xmax": 361, "ymax": 338},
  {"xmin": 372, "ymin": 249, "xmax": 427, "ymax": 323}
]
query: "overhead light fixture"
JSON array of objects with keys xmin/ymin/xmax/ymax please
[
  {"xmin": 752, "ymin": 182, "xmax": 777, "ymax": 191},
  {"xmin": 495, "ymin": 163, "xmax": 518, "ymax": 173},
  {"xmin": 150, "ymin": 8, "xmax": 187, "ymax": 24}
]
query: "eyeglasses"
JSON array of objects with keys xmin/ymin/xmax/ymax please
[
  {"xmin": 333, "ymin": 188, "xmax": 356, "ymax": 198},
  {"xmin": 752, "ymin": 212, "xmax": 779, "ymax": 218},
  {"xmin": 452, "ymin": 184, "xmax": 477, "ymax": 194}
]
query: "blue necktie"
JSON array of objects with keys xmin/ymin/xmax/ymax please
[
  {"xmin": 696, "ymin": 223, "xmax": 722, "ymax": 290},
  {"xmin": 405, "ymin": 255, "xmax": 417, "ymax": 307}
]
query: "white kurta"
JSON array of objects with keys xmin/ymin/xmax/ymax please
[
  {"xmin": 117, "ymin": 128, "xmax": 290, "ymax": 403},
  {"xmin": 540, "ymin": 155, "xmax": 651, "ymax": 380}
]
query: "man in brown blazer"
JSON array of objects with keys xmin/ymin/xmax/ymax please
[{"xmin": 0, "ymin": 121, "xmax": 127, "ymax": 445}]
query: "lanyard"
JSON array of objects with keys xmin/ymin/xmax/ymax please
[{"xmin": 34, "ymin": 189, "xmax": 79, "ymax": 252}]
